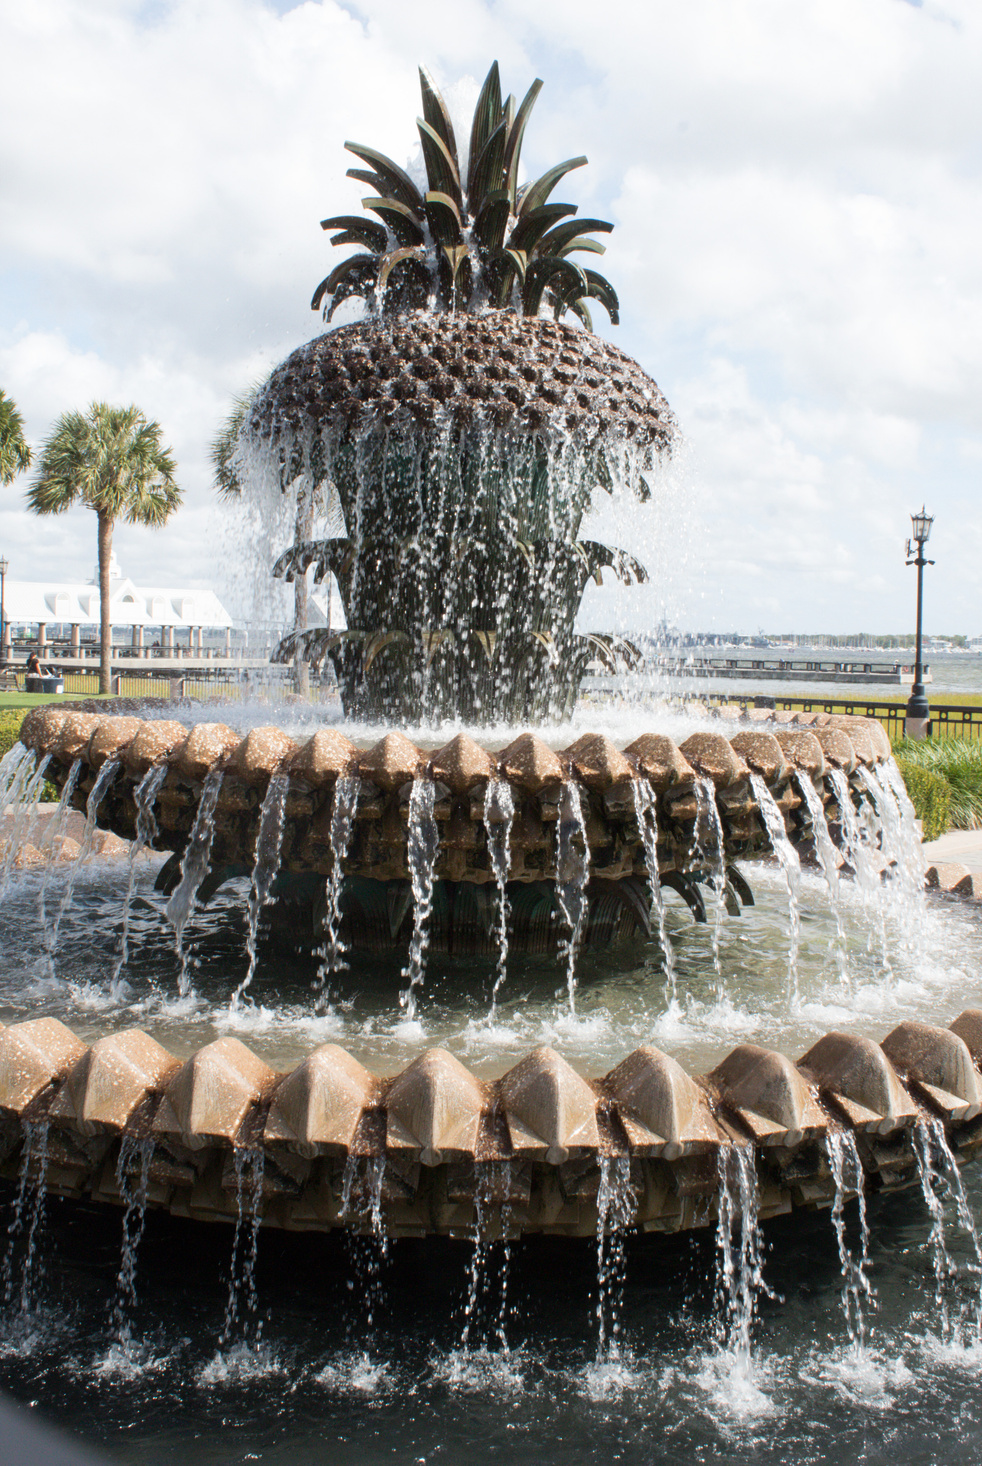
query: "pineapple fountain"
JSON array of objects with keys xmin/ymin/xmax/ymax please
[{"xmin": 3, "ymin": 62, "xmax": 982, "ymax": 1456}]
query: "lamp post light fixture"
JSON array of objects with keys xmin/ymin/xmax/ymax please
[
  {"xmin": 0, "ymin": 557, "xmax": 7, "ymax": 669},
  {"xmin": 905, "ymin": 507, "xmax": 934, "ymax": 741}
]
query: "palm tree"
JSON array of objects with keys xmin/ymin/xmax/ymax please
[
  {"xmin": 27, "ymin": 403, "xmax": 181, "ymax": 693},
  {"xmin": 0, "ymin": 390, "xmax": 32, "ymax": 484}
]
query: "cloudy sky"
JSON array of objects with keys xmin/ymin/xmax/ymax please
[{"xmin": 2, "ymin": 0, "xmax": 980, "ymax": 636}]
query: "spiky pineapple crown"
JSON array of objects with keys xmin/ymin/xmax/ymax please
[{"xmin": 313, "ymin": 62, "xmax": 618, "ymax": 330}]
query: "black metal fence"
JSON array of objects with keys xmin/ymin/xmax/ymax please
[{"xmin": 705, "ymin": 694, "xmax": 982, "ymax": 743}]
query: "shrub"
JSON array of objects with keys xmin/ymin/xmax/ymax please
[
  {"xmin": 893, "ymin": 758, "xmax": 951, "ymax": 840},
  {"xmin": 892, "ymin": 736, "xmax": 982, "ymax": 831}
]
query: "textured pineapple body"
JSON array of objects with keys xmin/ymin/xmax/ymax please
[{"xmin": 251, "ymin": 311, "xmax": 674, "ymax": 451}]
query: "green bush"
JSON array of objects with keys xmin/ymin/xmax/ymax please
[
  {"xmin": 893, "ymin": 757, "xmax": 951, "ymax": 840},
  {"xmin": 892, "ymin": 735, "xmax": 982, "ymax": 831}
]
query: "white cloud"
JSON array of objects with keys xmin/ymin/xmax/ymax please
[{"xmin": 2, "ymin": 0, "xmax": 981, "ymax": 633}]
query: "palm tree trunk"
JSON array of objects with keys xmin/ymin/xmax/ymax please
[{"xmin": 97, "ymin": 511, "xmax": 113, "ymax": 695}]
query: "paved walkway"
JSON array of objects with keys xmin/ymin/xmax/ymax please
[{"xmin": 922, "ymin": 829, "xmax": 982, "ymax": 873}]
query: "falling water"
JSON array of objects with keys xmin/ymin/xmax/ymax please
[
  {"xmin": 825, "ymin": 1130, "xmax": 874, "ymax": 1349},
  {"xmin": 860, "ymin": 764, "xmax": 927, "ymax": 953},
  {"xmin": 556, "ymin": 781, "xmax": 591, "ymax": 1013},
  {"xmin": 111, "ymin": 762, "xmax": 168, "ymax": 991},
  {"xmin": 399, "ymin": 778, "xmax": 439, "ymax": 1022},
  {"xmin": 35, "ymin": 758, "xmax": 82, "ymax": 944},
  {"xmin": 630, "ymin": 779, "xmax": 677, "ymax": 1006},
  {"xmin": 831, "ymin": 769, "xmax": 894, "ymax": 987},
  {"xmin": 164, "ymin": 766, "xmax": 224, "ymax": 996},
  {"xmin": 314, "ymin": 775, "xmax": 360, "ymax": 1001},
  {"xmin": 2, "ymin": 1121, "xmax": 50, "ymax": 1322},
  {"xmin": 913, "ymin": 1118, "xmax": 982, "ymax": 1344},
  {"xmin": 110, "ymin": 1136, "xmax": 154, "ymax": 1347},
  {"xmin": 460, "ymin": 1161, "xmax": 514, "ymax": 1353},
  {"xmin": 693, "ymin": 779, "xmax": 727, "ymax": 1004},
  {"xmin": 339, "ymin": 1155, "xmax": 389, "ymax": 1334},
  {"xmin": 232, "ymin": 773, "xmax": 290, "ymax": 1009},
  {"xmin": 749, "ymin": 772, "xmax": 802, "ymax": 1008},
  {"xmin": 794, "ymin": 771, "xmax": 852, "ymax": 992},
  {"xmin": 0, "ymin": 742, "xmax": 33, "ymax": 815},
  {"xmin": 43, "ymin": 758, "xmax": 120, "ymax": 978},
  {"xmin": 714, "ymin": 1145, "xmax": 766, "ymax": 1374},
  {"xmin": 220, "ymin": 1148, "xmax": 266, "ymax": 1347},
  {"xmin": 483, "ymin": 779, "xmax": 515, "ymax": 1011},
  {"xmin": 0, "ymin": 752, "xmax": 52, "ymax": 900},
  {"xmin": 595, "ymin": 1155, "xmax": 635, "ymax": 1360}
]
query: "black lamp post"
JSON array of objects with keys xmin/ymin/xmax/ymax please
[
  {"xmin": 904, "ymin": 507, "xmax": 934, "ymax": 740},
  {"xmin": 0, "ymin": 557, "xmax": 7, "ymax": 668}
]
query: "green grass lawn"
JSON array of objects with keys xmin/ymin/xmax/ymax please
[{"xmin": 0, "ymin": 691, "xmax": 116, "ymax": 710}]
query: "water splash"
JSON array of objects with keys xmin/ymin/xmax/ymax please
[
  {"xmin": 43, "ymin": 759, "xmax": 120, "ymax": 979},
  {"xmin": 233, "ymin": 773, "xmax": 290, "ymax": 1009},
  {"xmin": 219, "ymin": 1147, "xmax": 265, "ymax": 1347},
  {"xmin": 556, "ymin": 781, "xmax": 591, "ymax": 1013},
  {"xmin": 861, "ymin": 763, "xmax": 927, "ymax": 957},
  {"xmin": 825, "ymin": 1130, "xmax": 874, "ymax": 1350},
  {"xmin": 750, "ymin": 772, "xmax": 802, "ymax": 1009},
  {"xmin": 913, "ymin": 1117, "xmax": 982, "ymax": 1345},
  {"xmin": 693, "ymin": 778, "xmax": 726, "ymax": 1004},
  {"xmin": 483, "ymin": 779, "xmax": 515, "ymax": 1013},
  {"xmin": 595, "ymin": 1154, "xmax": 635, "ymax": 1360},
  {"xmin": 631, "ymin": 778, "xmax": 677, "ymax": 1006},
  {"xmin": 399, "ymin": 778, "xmax": 439, "ymax": 1021},
  {"xmin": 1, "ymin": 1121, "xmax": 50, "ymax": 1322},
  {"xmin": 111, "ymin": 762, "xmax": 168, "ymax": 991},
  {"xmin": 832, "ymin": 770, "xmax": 895, "ymax": 988},
  {"xmin": 110, "ymin": 1135, "xmax": 154, "ymax": 1349},
  {"xmin": 314, "ymin": 774, "xmax": 360, "ymax": 1002},
  {"xmin": 164, "ymin": 766, "xmax": 224, "ymax": 996}
]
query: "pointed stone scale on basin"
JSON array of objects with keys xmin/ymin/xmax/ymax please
[
  {"xmin": 48, "ymin": 1028, "xmax": 180, "ymax": 1137},
  {"xmin": 798, "ymin": 1031, "xmax": 919, "ymax": 1134},
  {"xmin": 0, "ymin": 1018, "xmax": 89, "ymax": 1119},
  {"xmin": 154, "ymin": 1037, "xmax": 278, "ymax": 1151},
  {"xmin": 707, "ymin": 1043, "xmax": 829, "ymax": 1147},
  {"xmin": 880, "ymin": 1019, "xmax": 982, "ymax": 1123},
  {"xmin": 383, "ymin": 1048, "xmax": 485, "ymax": 1165},
  {"xmin": 604, "ymin": 1045, "xmax": 724, "ymax": 1160},
  {"xmin": 264, "ymin": 1044, "xmax": 377, "ymax": 1158},
  {"xmin": 498, "ymin": 1046, "xmax": 601, "ymax": 1163}
]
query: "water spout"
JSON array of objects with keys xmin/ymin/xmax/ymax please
[
  {"xmin": 399, "ymin": 778, "xmax": 439, "ymax": 1022},
  {"xmin": 233, "ymin": 772, "xmax": 290, "ymax": 1009},
  {"xmin": 631, "ymin": 778, "xmax": 677, "ymax": 1007},
  {"xmin": 314, "ymin": 774, "xmax": 360, "ymax": 1003},
  {"xmin": 164, "ymin": 765, "xmax": 224, "ymax": 997},
  {"xmin": 556, "ymin": 781, "xmax": 591, "ymax": 1014},
  {"xmin": 483, "ymin": 779, "xmax": 515, "ymax": 1013}
]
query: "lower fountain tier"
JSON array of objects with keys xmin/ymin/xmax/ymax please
[
  {"xmin": 20, "ymin": 711, "xmax": 890, "ymax": 944},
  {"xmin": 2, "ymin": 1012, "xmax": 981, "ymax": 1238}
]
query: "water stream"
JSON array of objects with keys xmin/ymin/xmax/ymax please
[
  {"xmin": 1, "ymin": 1121, "xmax": 50, "ymax": 1324},
  {"xmin": 794, "ymin": 771, "xmax": 851, "ymax": 993},
  {"xmin": 233, "ymin": 773, "xmax": 290, "ymax": 1009},
  {"xmin": 399, "ymin": 779, "xmax": 440, "ymax": 1023},
  {"xmin": 315, "ymin": 774, "xmax": 360, "ymax": 1002},
  {"xmin": 631, "ymin": 778, "xmax": 678, "ymax": 1006},
  {"xmin": 749, "ymin": 772, "xmax": 802, "ymax": 1009},
  {"xmin": 164, "ymin": 766, "xmax": 225, "ymax": 996},
  {"xmin": 110, "ymin": 1135, "xmax": 155, "ymax": 1349},
  {"xmin": 555, "ymin": 781, "xmax": 591, "ymax": 1013},
  {"xmin": 594, "ymin": 1154, "xmax": 635, "ymax": 1361},
  {"xmin": 483, "ymin": 779, "xmax": 515, "ymax": 1013},
  {"xmin": 693, "ymin": 778, "xmax": 727, "ymax": 1005},
  {"xmin": 111, "ymin": 761, "xmax": 168, "ymax": 992},
  {"xmin": 825, "ymin": 1129, "xmax": 874, "ymax": 1350}
]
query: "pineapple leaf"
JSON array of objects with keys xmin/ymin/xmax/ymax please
[
  {"xmin": 364, "ymin": 197, "xmax": 425, "ymax": 248},
  {"xmin": 523, "ymin": 256, "xmax": 588, "ymax": 316},
  {"xmin": 417, "ymin": 119, "xmax": 463, "ymax": 209},
  {"xmin": 378, "ymin": 246, "xmax": 426, "ymax": 290},
  {"xmin": 558, "ymin": 237, "xmax": 606, "ymax": 258},
  {"xmin": 472, "ymin": 189, "xmax": 510, "ymax": 251},
  {"xmin": 344, "ymin": 142, "xmax": 424, "ymax": 213},
  {"xmin": 519, "ymin": 156, "xmax": 588, "ymax": 216},
  {"xmin": 418, "ymin": 66, "xmax": 458, "ymax": 161},
  {"xmin": 536, "ymin": 218, "xmax": 613, "ymax": 255},
  {"xmin": 320, "ymin": 215, "xmax": 388, "ymax": 250},
  {"xmin": 311, "ymin": 252, "xmax": 378, "ymax": 311},
  {"xmin": 582, "ymin": 268, "xmax": 620, "ymax": 324},
  {"xmin": 503, "ymin": 78, "xmax": 544, "ymax": 207},
  {"xmin": 507, "ymin": 203, "xmax": 577, "ymax": 255},
  {"xmin": 569, "ymin": 297, "xmax": 594, "ymax": 331},
  {"xmin": 467, "ymin": 62, "xmax": 504, "ymax": 201},
  {"xmin": 424, "ymin": 191, "xmax": 464, "ymax": 247},
  {"xmin": 467, "ymin": 118, "xmax": 508, "ymax": 216}
]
